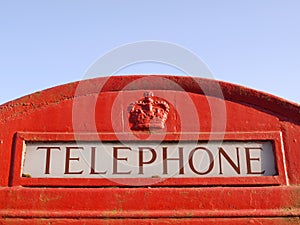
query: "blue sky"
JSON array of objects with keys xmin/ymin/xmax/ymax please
[{"xmin": 0, "ymin": 1, "xmax": 299, "ymax": 104}]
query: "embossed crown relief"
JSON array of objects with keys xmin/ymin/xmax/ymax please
[{"xmin": 129, "ymin": 92, "xmax": 170, "ymax": 131}]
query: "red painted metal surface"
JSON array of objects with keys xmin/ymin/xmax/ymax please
[{"xmin": 0, "ymin": 75, "xmax": 299, "ymax": 224}]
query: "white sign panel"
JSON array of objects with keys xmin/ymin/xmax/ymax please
[{"xmin": 22, "ymin": 141, "xmax": 277, "ymax": 178}]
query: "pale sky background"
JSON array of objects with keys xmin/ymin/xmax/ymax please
[{"xmin": 0, "ymin": 1, "xmax": 299, "ymax": 104}]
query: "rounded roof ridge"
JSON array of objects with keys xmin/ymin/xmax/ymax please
[{"xmin": 0, "ymin": 75, "xmax": 299, "ymax": 123}]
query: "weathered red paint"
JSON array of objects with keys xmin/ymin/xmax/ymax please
[{"xmin": 0, "ymin": 75, "xmax": 299, "ymax": 224}]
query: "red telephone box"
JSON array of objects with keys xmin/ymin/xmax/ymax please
[{"xmin": 0, "ymin": 75, "xmax": 299, "ymax": 224}]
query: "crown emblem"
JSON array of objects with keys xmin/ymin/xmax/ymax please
[{"xmin": 129, "ymin": 92, "xmax": 170, "ymax": 131}]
